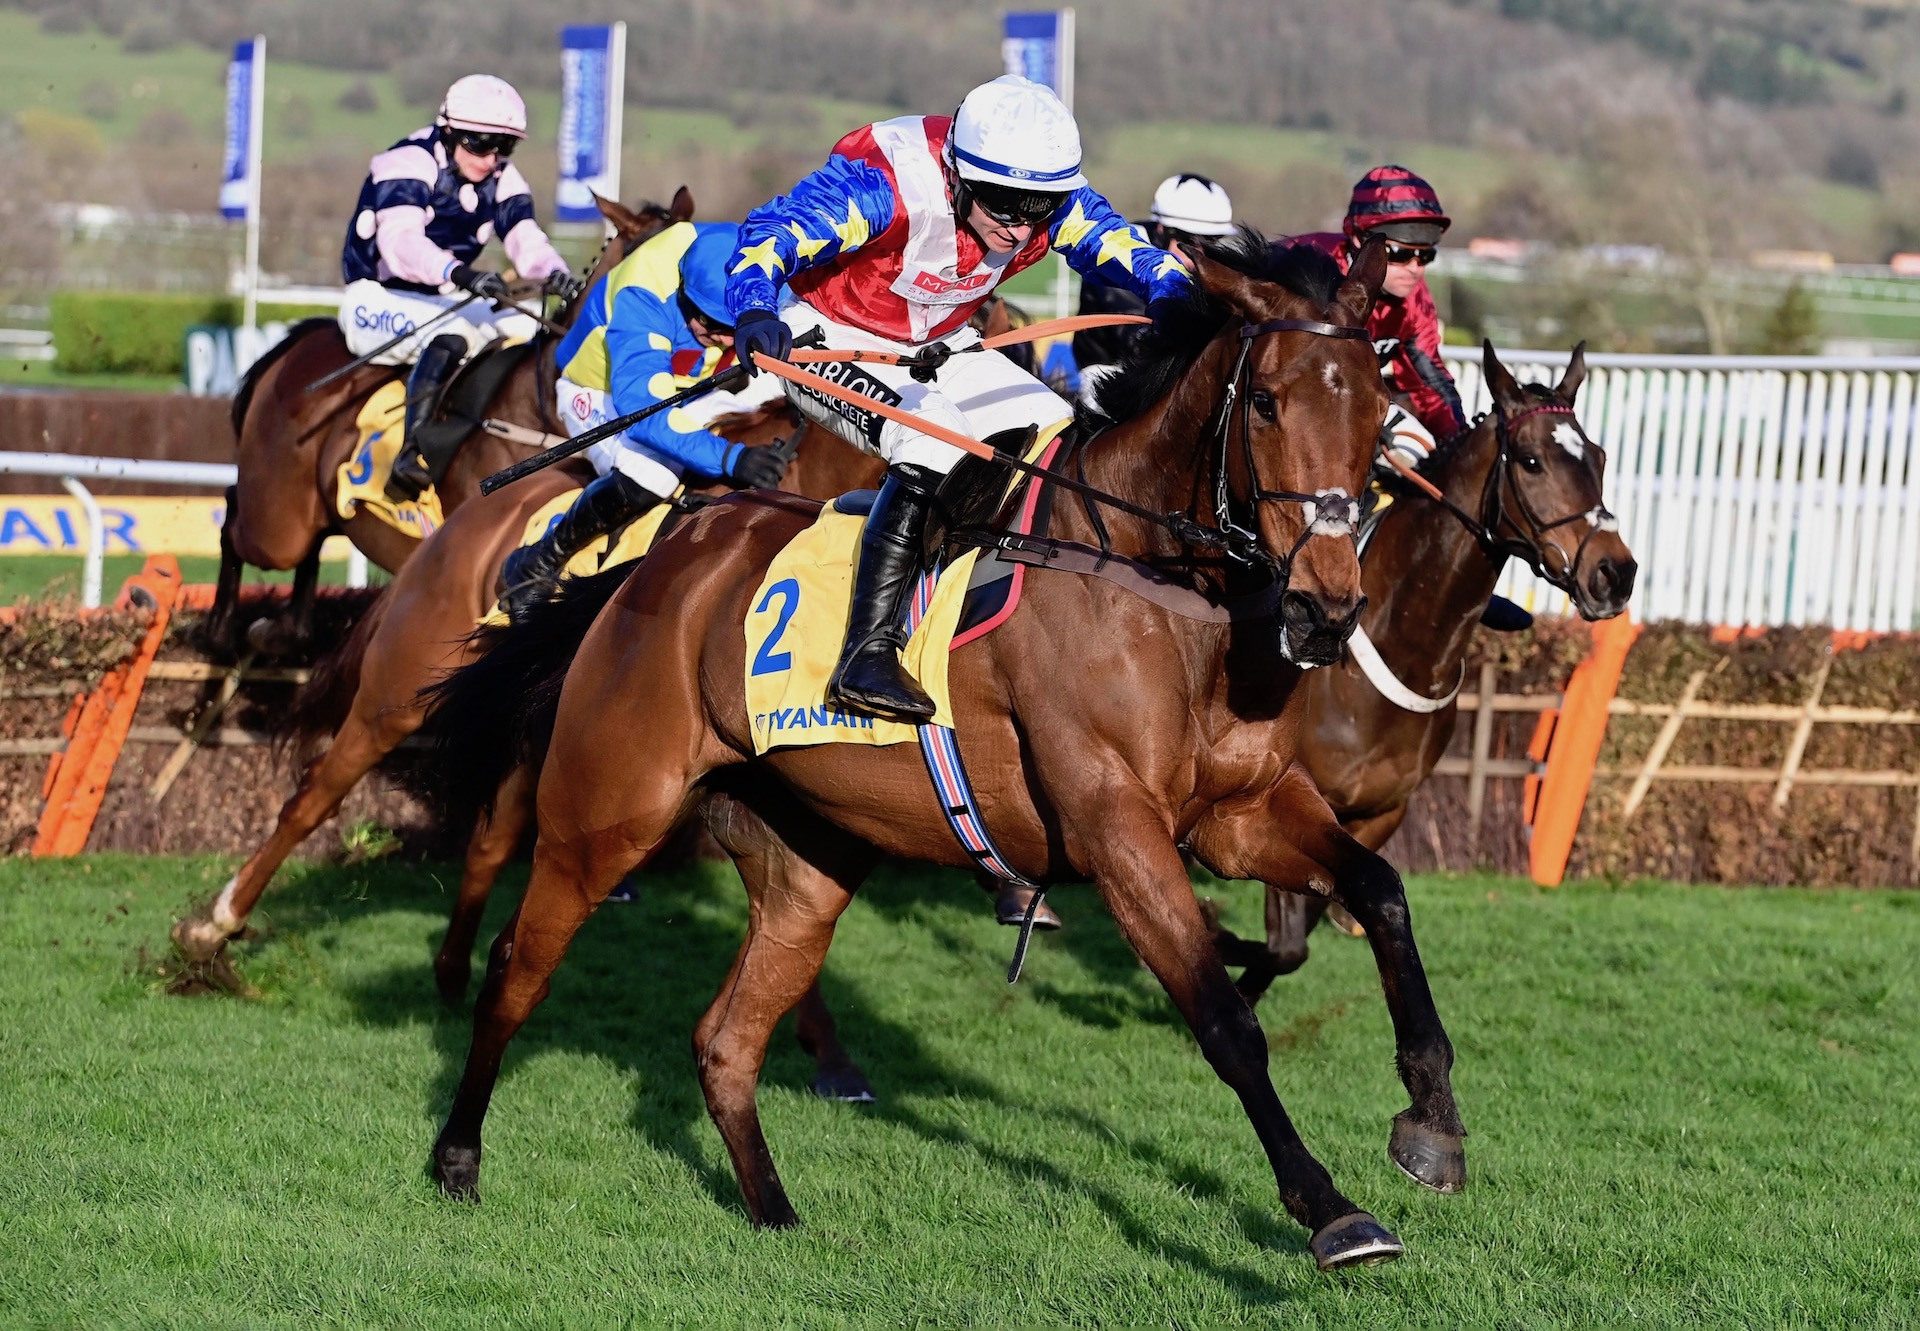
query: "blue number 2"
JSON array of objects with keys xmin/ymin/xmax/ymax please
[{"xmin": 750, "ymin": 578, "xmax": 801, "ymax": 676}]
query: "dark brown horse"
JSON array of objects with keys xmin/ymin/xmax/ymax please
[
  {"xmin": 172, "ymin": 403, "xmax": 879, "ymax": 1019},
  {"xmin": 421, "ymin": 238, "xmax": 1469, "ymax": 1271},
  {"xmin": 205, "ymin": 190, "xmax": 694, "ymax": 655},
  {"xmin": 1219, "ymin": 342, "xmax": 1639, "ymax": 998}
]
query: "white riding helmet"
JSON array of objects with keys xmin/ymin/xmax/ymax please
[
  {"xmin": 439, "ymin": 74, "xmax": 528, "ymax": 139},
  {"xmin": 1151, "ymin": 174, "xmax": 1235, "ymax": 237},
  {"xmin": 949, "ymin": 75, "xmax": 1086, "ymax": 192}
]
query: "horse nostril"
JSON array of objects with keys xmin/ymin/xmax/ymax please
[{"xmin": 1280, "ymin": 590, "xmax": 1323, "ymax": 632}]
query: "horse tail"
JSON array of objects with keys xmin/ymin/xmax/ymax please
[
  {"xmin": 281, "ymin": 589, "xmax": 390, "ymax": 760},
  {"xmin": 414, "ymin": 560, "xmax": 637, "ymax": 830}
]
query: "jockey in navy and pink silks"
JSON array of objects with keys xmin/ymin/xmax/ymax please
[
  {"xmin": 1289, "ymin": 165, "xmax": 1469, "ymax": 474},
  {"xmin": 723, "ymin": 74, "xmax": 1191, "ymax": 724},
  {"xmin": 337, "ymin": 74, "xmax": 576, "ymax": 501}
]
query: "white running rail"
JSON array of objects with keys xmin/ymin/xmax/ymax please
[{"xmin": 1443, "ymin": 348, "xmax": 1920, "ymax": 631}]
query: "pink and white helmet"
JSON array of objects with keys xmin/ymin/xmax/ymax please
[{"xmin": 439, "ymin": 74, "xmax": 528, "ymax": 139}]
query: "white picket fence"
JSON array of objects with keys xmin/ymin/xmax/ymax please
[{"xmin": 1443, "ymin": 348, "xmax": 1920, "ymax": 631}]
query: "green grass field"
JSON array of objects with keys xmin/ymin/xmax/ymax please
[
  {"xmin": 2, "ymin": 855, "xmax": 1915, "ymax": 1326},
  {"xmin": 0, "ymin": 554, "xmax": 375, "ymax": 604}
]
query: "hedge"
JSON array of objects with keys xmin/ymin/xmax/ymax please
[{"xmin": 51, "ymin": 292, "xmax": 337, "ymax": 376}]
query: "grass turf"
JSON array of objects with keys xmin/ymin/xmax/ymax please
[{"xmin": 1, "ymin": 855, "xmax": 1915, "ymax": 1326}]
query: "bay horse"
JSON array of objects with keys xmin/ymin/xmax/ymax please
[
  {"xmin": 171, "ymin": 404, "xmax": 879, "ymax": 1019},
  {"xmin": 421, "ymin": 237, "xmax": 1470, "ymax": 1270},
  {"xmin": 204, "ymin": 189, "xmax": 694, "ymax": 656},
  {"xmin": 1219, "ymin": 341, "xmax": 1639, "ymax": 997}
]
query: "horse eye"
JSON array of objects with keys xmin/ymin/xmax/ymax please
[
  {"xmin": 1248, "ymin": 389, "xmax": 1277, "ymax": 421},
  {"xmin": 1518, "ymin": 452, "xmax": 1545, "ymax": 473}
]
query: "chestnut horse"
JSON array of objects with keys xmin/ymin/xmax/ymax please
[
  {"xmin": 172, "ymin": 404, "xmax": 879, "ymax": 1017},
  {"xmin": 1219, "ymin": 341, "xmax": 1640, "ymax": 995},
  {"xmin": 421, "ymin": 238, "xmax": 1469, "ymax": 1270},
  {"xmin": 206, "ymin": 190, "xmax": 694, "ymax": 655}
]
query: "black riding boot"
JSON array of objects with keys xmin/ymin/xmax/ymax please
[
  {"xmin": 827, "ymin": 462, "xmax": 942, "ymax": 723},
  {"xmin": 386, "ymin": 333, "xmax": 468, "ymax": 501},
  {"xmin": 499, "ymin": 471, "xmax": 661, "ymax": 623}
]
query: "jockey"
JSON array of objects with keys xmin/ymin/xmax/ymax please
[
  {"xmin": 1073, "ymin": 173, "xmax": 1236, "ymax": 371},
  {"xmin": 1288, "ymin": 166, "xmax": 1468, "ymax": 476},
  {"xmin": 337, "ymin": 74, "xmax": 578, "ymax": 502},
  {"xmin": 725, "ymin": 74, "xmax": 1191, "ymax": 723},
  {"xmin": 497, "ymin": 222, "xmax": 787, "ymax": 620}
]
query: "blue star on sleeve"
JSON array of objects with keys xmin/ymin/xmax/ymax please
[{"xmin": 724, "ymin": 154, "xmax": 899, "ymax": 320}]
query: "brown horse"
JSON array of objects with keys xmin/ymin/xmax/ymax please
[
  {"xmin": 421, "ymin": 238, "xmax": 1469, "ymax": 1271},
  {"xmin": 1219, "ymin": 342, "xmax": 1640, "ymax": 998},
  {"xmin": 205, "ymin": 190, "xmax": 694, "ymax": 655},
  {"xmin": 171, "ymin": 403, "xmax": 879, "ymax": 1015}
]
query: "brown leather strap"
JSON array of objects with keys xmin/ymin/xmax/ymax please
[{"xmin": 989, "ymin": 536, "xmax": 1281, "ymax": 623}]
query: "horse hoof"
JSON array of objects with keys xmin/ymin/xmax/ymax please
[
  {"xmin": 432, "ymin": 1141, "xmax": 482, "ymax": 1202},
  {"xmin": 246, "ymin": 616, "xmax": 308, "ymax": 658},
  {"xmin": 1310, "ymin": 1211, "xmax": 1404, "ymax": 1271},
  {"xmin": 170, "ymin": 915, "xmax": 227, "ymax": 965},
  {"xmin": 1325, "ymin": 903, "xmax": 1367, "ymax": 938},
  {"xmin": 1390, "ymin": 1114, "xmax": 1467, "ymax": 1194},
  {"xmin": 810, "ymin": 1067, "xmax": 876, "ymax": 1105}
]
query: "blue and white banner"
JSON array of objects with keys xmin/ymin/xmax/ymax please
[
  {"xmin": 557, "ymin": 23, "xmax": 627, "ymax": 223},
  {"xmin": 1001, "ymin": 10, "xmax": 1075, "ymax": 108},
  {"xmin": 219, "ymin": 38, "xmax": 262, "ymax": 221}
]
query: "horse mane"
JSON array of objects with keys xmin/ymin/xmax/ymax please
[
  {"xmin": 229, "ymin": 317, "xmax": 342, "ymax": 437},
  {"xmin": 1076, "ymin": 229, "xmax": 1347, "ymax": 431},
  {"xmin": 1413, "ymin": 378, "xmax": 1560, "ymax": 484}
]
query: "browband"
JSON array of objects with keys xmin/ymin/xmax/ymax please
[{"xmin": 1240, "ymin": 318, "xmax": 1370, "ymax": 341}]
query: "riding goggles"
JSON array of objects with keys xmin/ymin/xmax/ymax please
[
  {"xmin": 451, "ymin": 130, "xmax": 518, "ymax": 159},
  {"xmin": 1382, "ymin": 242, "xmax": 1438, "ymax": 267},
  {"xmin": 965, "ymin": 182, "xmax": 1062, "ymax": 228}
]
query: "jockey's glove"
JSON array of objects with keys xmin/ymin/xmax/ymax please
[
  {"xmin": 449, "ymin": 264, "xmax": 511, "ymax": 304},
  {"xmin": 1378, "ymin": 405, "xmax": 1437, "ymax": 477},
  {"xmin": 544, "ymin": 270, "xmax": 586, "ymax": 302},
  {"xmin": 733, "ymin": 309, "xmax": 793, "ymax": 374},
  {"xmin": 729, "ymin": 444, "xmax": 789, "ymax": 490},
  {"xmin": 1143, "ymin": 296, "xmax": 1186, "ymax": 341}
]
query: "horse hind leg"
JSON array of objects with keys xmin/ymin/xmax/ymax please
[
  {"xmin": 434, "ymin": 764, "xmax": 534, "ymax": 1007},
  {"xmin": 704, "ymin": 791, "xmax": 879, "ymax": 1106},
  {"xmin": 202, "ymin": 486, "xmax": 248, "ymax": 656},
  {"xmin": 690, "ymin": 804, "xmax": 870, "ymax": 1227},
  {"xmin": 248, "ymin": 540, "xmax": 323, "ymax": 656}
]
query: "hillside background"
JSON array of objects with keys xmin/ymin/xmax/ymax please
[{"xmin": 8, "ymin": 0, "xmax": 1920, "ymax": 353}]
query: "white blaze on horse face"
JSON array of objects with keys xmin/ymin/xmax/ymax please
[{"xmin": 1553, "ymin": 422, "xmax": 1585, "ymax": 459}]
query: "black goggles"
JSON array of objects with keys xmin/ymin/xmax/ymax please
[
  {"xmin": 965, "ymin": 183, "xmax": 1061, "ymax": 227},
  {"xmin": 1382, "ymin": 241, "xmax": 1438, "ymax": 266},
  {"xmin": 451, "ymin": 130, "xmax": 518, "ymax": 159}
]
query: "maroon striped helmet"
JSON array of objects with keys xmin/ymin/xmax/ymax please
[{"xmin": 1343, "ymin": 165, "xmax": 1450, "ymax": 245}]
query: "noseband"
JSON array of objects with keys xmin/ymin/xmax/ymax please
[{"xmin": 1206, "ymin": 317, "xmax": 1370, "ymax": 581}]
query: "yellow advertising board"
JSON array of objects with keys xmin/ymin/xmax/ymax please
[{"xmin": 0, "ymin": 496, "xmax": 356, "ymax": 561}]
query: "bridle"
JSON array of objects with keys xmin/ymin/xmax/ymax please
[
  {"xmin": 1203, "ymin": 317, "xmax": 1371, "ymax": 581},
  {"xmin": 1415, "ymin": 399, "xmax": 1615, "ymax": 594}
]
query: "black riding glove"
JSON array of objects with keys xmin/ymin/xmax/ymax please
[
  {"xmin": 448, "ymin": 264, "xmax": 511, "ymax": 303},
  {"xmin": 729, "ymin": 445, "xmax": 789, "ymax": 490},
  {"xmin": 544, "ymin": 270, "xmax": 585, "ymax": 302},
  {"xmin": 733, "ymin": 308, "xmax": 793, "ymax": 374}
]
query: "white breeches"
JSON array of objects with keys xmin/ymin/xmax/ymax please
[{"xmin": 338, "ymin": 279, "xmax": 539, "ymax": 363}]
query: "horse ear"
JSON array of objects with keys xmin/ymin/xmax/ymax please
[
  {"xmin": 1482, "ymin": 338, "xmax": 1525, "ymax": 406},
  {"xmin": 670, "ymin": 185, "xmax": 695, "ymax": 222},
  {"xmin": 1189, "ymin": 249, "xmax": 1265, "ymax": 319},
  {"xmin": 1335, "ymin": 237, "xmax": 1388, "ymax": 323},
  {"xmin": 594, "ymin": 192, "xmax": 642, "ymax": 233},
  {"xmin": 1557, "ymin": 341, "xmax": 1588, "ymax": 403}
]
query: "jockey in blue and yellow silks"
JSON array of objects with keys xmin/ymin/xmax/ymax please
[
  {"xmin": 724, "ymin": 74, "xmax": 1192, "ymax": 723},
  {"xmin": 497, "ymin": 221, "xmax": 789, "ymax": 619}
]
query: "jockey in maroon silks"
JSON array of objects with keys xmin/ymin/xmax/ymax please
[{"xmin": 1289, "ymin": 165, "xmax": 1467, "ymax": 471}]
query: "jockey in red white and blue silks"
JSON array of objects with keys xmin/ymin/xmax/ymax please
[
  {"xmin": 1289, "ymin": 165, "xmax": 1468, "ymax": 475},
  {"xmin": 723, "ymin": 74, "xmax": 1191, "ymax": 723},
  {"xmin": 336, "ymin": 74, "xmax": 575, "ymax": 501}
]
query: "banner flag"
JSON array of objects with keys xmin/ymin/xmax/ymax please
[{"xmin": 557, "ymin": 23, "xmax": 627, "ymax": 223}]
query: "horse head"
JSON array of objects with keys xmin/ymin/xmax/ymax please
[
  {"xmin": 556, "ymin": 187, "xmax": 699, "ymax": 325},
  {"xmin": 1468, "ymin": 341, "xmax": 1636, "ymax": 619},
  {"xmin": 1186, "ymin": 236, "xmax": 1390, "ymax": 666}
]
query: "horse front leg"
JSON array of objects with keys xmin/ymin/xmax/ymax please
[
  {"xmin": 1086, "ymin": 797, "xmax": 1403, "ymax": 1270},
  {"xmin": 1192, "ymin": 770, "xmax": 1467, "ymax": 1195}
]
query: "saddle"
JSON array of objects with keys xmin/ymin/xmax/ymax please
[{"xmin": 412, "ymin": 337, "xmax": 548, "ymax": 461}]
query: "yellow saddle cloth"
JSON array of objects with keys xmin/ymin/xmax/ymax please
[
  {"xmin": 744, "ymin": 500, "xmax": 978, "ymax": 755},
  {"xmin": 334, "ymin": 381, "xmax": 445, "ymax": 540},
  {"xmin": 479, "ymin": 484, "xmax": 680, "ymax": 627}
]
